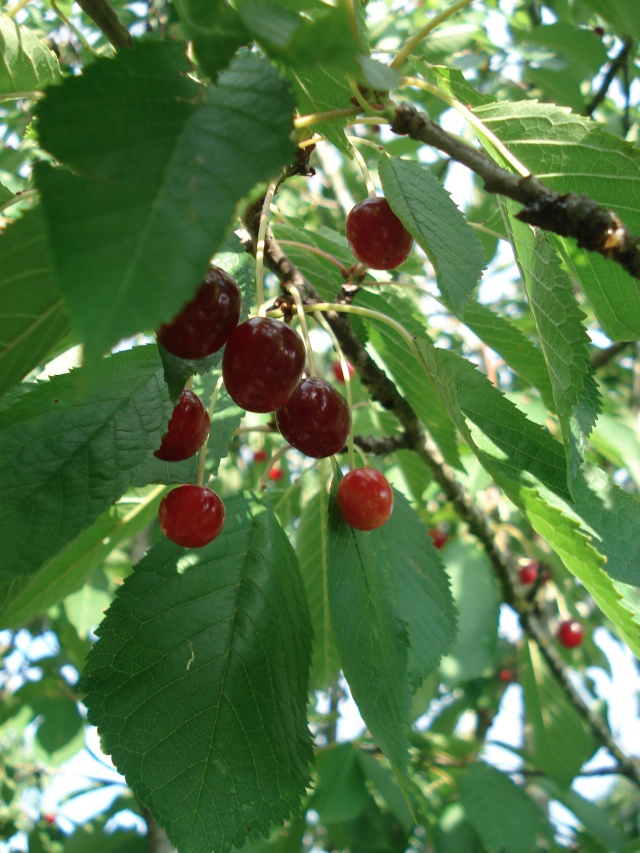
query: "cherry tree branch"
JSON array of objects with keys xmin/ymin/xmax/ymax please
[
  {"xmin": 586, "ymin": 37, "xmax": 634, "ymax": 117},
  {"xmin": 241, "ymin": 209, "xmax": 640, "ymax": 788},
  {"xmin": 75, "ymin": 0, "xmax": 132, "ymax": 48},
  {"xmin": 390, "ymin": 102, "xmax": 640, "ymax": 281}
]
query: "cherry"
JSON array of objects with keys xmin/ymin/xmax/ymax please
[
  {"xmin": 158, "ymin": 485, "xmax": 225, "ymax": 548},
  {"xmin": 157, "ymin": 266, "xmax": 241, "ymax": 360},
  {"xmin": 337, "ymin": 468, "xmax": 393, "ymax": 531},
  {"xmin": 269, "ymin": 464, "xmax": 283, "ymax": 481},
  {"xmin": 253, "ymin": 449, "xmax": 268, "ymax": 463},
  {"xmin": 222, "ymin": 317, "xmax": 306, "ymax": 413},
  {"xmin": 518, "ymin": 560, "xmax": 539, "ymax": 585},
  {"xmin": 275, "ymin": 377, "xmax": 351, "ymax": 459},
  {"xmin": 557, "ymin": 619, "xmax": 584, "ymax": 649},
  {"xmin": 345, "ymin": 197, "xmax": 414, "ymax": 270},
  {"xmin": 154, "ymin": 389, "xmax": 210, "ymax": 462},
  {"xmin": 498, "ymin": 669, "xmax": 515, "ymax": 683},
  {"xmin": 429, "ymin": 528, "xmax": 447, "ymax": 550},
  {"xmin": 331, "ymin": 360, "xmax": 355, "ymax": 383}
]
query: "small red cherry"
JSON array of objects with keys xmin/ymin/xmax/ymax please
[
  {"xmin": 154, "ymin": 389, "xmax": 210, "ymax": 462},
  {"xmin": 253, "ymin": 449, "xmax": 268, "ymax": 463},
  {"xmin": 331, "ymin": 360, "xmax": 355, "ymax": 383},
  {"xmin": 337, "ymin": 468, "xmax": 393, "ymax": 531},
  {"xmin": 518, "ymin": 561, "xmax": 539, "ymax": 585},
  {"xmin": 498, "ymin": 669, "xmax": 515, "ymax": 683},
  {"xmin": 557, "ymin": 619, "xmax": 584, "ymax": 649},
  {"xmin": 269, "ymin": 464, "xmax": 283, "ymax": 481},
  {"xmin": 429, "ymin": 528, "xmax": 447, "ymax": 550},
  {"xmin": 275, "ymin": 377, "xmax": 351, "ymax": 459},
  {"xmin": 43, "ymin": 814, "xmax": 56, "ymax": 825},
  {"xmin": 157, "ymin": 266, "xmax": 241, "ymax": 360},
  {"xmin": 345, "ymin": 197, "xmax": 414, "ymax": 270},
  {"xmin": 158, "ymin": 485, "xmax": 225, "ymax": 548},
  {"xmin": 593, "ymin": 25, "xmax": 605, "ymax": 36},
  {"xmin": 222, "ymin": 317, "xmax": 306, "ymax": 412}
]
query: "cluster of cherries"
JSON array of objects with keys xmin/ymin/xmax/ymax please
[{"xmin": 518, "ymin": 560, "xmax": 584, "ymax": 648}]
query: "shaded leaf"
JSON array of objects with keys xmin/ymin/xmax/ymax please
[
  {"xmin": 82, "ymin": 494, "xmax": 313, "ymax": 853},
  {"xmin": 0, "ymin": 13, "xmax": 61, "ymax": 92},
  {"xmin": 173, "ymin": 0, "xmax": 250, "ymax": 81},
  {"xmin": 286, "ymin": 65, "xmax": 351, "ymax": 153},
  {"xmin": 311, "ymin": 744, "xmax": 370, "ymax": 824}
]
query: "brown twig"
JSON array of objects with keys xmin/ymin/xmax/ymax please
[
  {"xmin": 590, "ymin": 340, "xmax": 632, "ymax": 370},
  {"xmin": 75, "ymin": 0, "xmax": 132, "ymax": 49},
  {"xmin": 586, "ymin": 37, "xmax": 634, "ymax": 118},
  {"xmin": 390, "ymin": 102, "xmax": 640, "ymax": 281}
]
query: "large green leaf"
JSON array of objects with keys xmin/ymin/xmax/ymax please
[
  {"xmin": 327, "ymin": 485, "xmax": 456, "ymax": 779},
  {"xmin": 474, "ymin": 100, "xmax": 640, "ymax": 339},
  {"xmin": 286, "ymin": 65, "xmax": 351, "ymax": 153},
  {"xmin": 520, "ymin": 639, "xmax": 596, "ymax": 786},
  {"xmin": 297, "ymin": 488, "xmax": 340, "ymax": 690},
  {"xmin": 173, "ymin": 0, "xmax": 250, "ymax": 81},
  {"xmin": 459, "ymin": 763, "xmax": 554, "ymax": 853},
  {"xmin": 506, "ymin": 222, "xmax": 600, "ymax": 488},
  {"xmin": 310, "ymin": 744, "xmax": 370, "ymax": 824},
  {"xmin": 35, "ymin": 44, "xmax": 294, "ymax": 363},
  {"xmin": 439, "ymin": 539, "xmax": 500, "ymax": 685},
  {"xmin": 0, "ymin": 13, "xmax": 61, "ymax": 93},
  {"xmin": 0, "ymin": 206, "xmax": 71, "ymax": 398},
  {"xmin": 0, "ymin": 346, "xmax": 174, "ymax": 580},
  {"xmin": 0, "ymin": 486, "xmax": 163, "ymax": 628},
  {"xmin": 379, "ymin": 156, "xmax": 485, "ymax": 317},
  {"xmin": 82, "ymin": 494, "xmax": 313, "ymax": 853}
]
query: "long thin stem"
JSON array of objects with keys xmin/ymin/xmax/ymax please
[
  {"xmin": 196, "ymin": 376, "xmax": 223, "ymax": 487},
  {"xmin": 389, "ymin": 0, "xmax": 479, "ymax": 70},
  {"xmin": 278, "ymin": 240, "xmax": 350, "ymax": 277},
  {"xmin": 401, "ymin": 76, "xmax": 530, "ymax": 177},
  {"xmin": 255, "ymin": 180, "xmax": 279, "ymax": 309},
  {"xmin": 0, "ymin": 92, "xmax": 44, "ymax": 103},
  {"xmin": 0, "ymin": 189, "xmax": 38, "ymax": 215},
  {"xmin": 294, "ymin": 107, "xmax": 358, "ymax": 130},
  {"xmin": 290, "ymin": 286, "xmax": 317, "ymax": 377}
]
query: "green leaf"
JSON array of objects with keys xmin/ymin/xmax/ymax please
[
  {"xmin": 0, "ymin": 346, "xmax": 174, "ymax": 580},
  {"xmin": 35, "ymin": 44, "xmax": 294, "ymax": 363},
  {"xmin": 512, "ymin": 226, "xmax": 600, "ymax": 487},
  {"xmin": 439, "ymin": 539, "xmax": 500, "ymax": 685},
  {"xmin": 416, "ymin": 62, "xmax": 497, "ymax": 108},
  {"xmin": 356, "ymin": 751, "xmax": 414, "ymax": 833},
  {"xmin": 581, "ymin": 0, "xmax": 640, "ymax": 38},
  {"xmin": 379, "ymin": 156, "xmax": 485, "ymax": 317},
  {"xmin": 520, "ymin": 639, "xmax": 597, "ymax": 786},
  {"xmin": 0, "ymin": 486, "xmax": 163, "ymax": 628},
  {"xmin": 311, "ymin": 744, "xmax": 370, "ymax": 824},
  {"xmin": 14, "ymin": 677, "xmax": 84, "ymax": 766},
  {"xmin": 286, "ymin": 66, "xmax": 351, "ymax": 153},
  {"xmin": 539, "ymin": 778, "xmax": 623, "ymax": 853},
  {"xmin": 459, "ymin": 763, "xmax": 554, "ymax": 853},
  {"xmin": 474, "ymin": 100, "xmax": 640, "ymax": 338},
  {"xmin": 82, "ymin": 494, "xmax": 313, "ymax": 853},
  {"xmin": 0, "ymin": 13, "xmax": 61, "ymax": 93},
  {"xmin": 297, "ymin": 488, "xmax": 340, "ymax": 690},
  {"xmin": 0, "ymin": 206, "xmax": 71, "ymax": 398},
  {"xmin": 462, "ymin": 302, "xmax": 555, "ymax": 410},
  {"xmin": 173, "ymin": 0, "xmax": 250, "ymax": 80}
]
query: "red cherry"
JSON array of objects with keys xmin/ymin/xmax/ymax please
[
  {"xmin": 253, "ymin": 449, "xmax": 268, "ymax": 463},
  {"xmin": 268, "ymin": 464, "xmax": 283, "ymax": 481},
  {"xmin": 222, "ymin": 317, "xmax": 306, "ymax": 413},
  {"xmin": 593, "ymin": 25, "xmax": 605, "ymax": 36},
  {"xmin": 498, "ymin": 669, "xmax": 515, "ymax": 683},
  {"xmin": 345, "ymin": 197, "xmax": 414, "ymax": 270},
  {"xmin": 158, "ymin": 485, "xmax": 225, "ymax": 548},
  {"xmin": 337, "ymin": 468, "xmax": 393, "ymax": 531},
  {"xmin": 276, "ymin": 377, "xmax": 351, "ymax": 459},
  {"xmin": 43, "ymin": 814, "xmax": 56, "ymax": 825},
  {"xmin": 429, "ymin": 528, "xmax": 447, "ymax": 550},
  {"xmin": 154, "ymin": 389, "xmax": 210, "ymax": 462},
  {"xmin": 331, "ymin": 360, "xmax": 355, "ymax": 383},
  {"xmin": 557, "ymin": 619, "xmax": 584, "ymax": 649},
  {"xmin": 157, "ymin": 266, "xmax": 241, "ymax": 360},
  {"xmin": 518, "ymin": 561, "xmax": 539, "ymax": 585}
]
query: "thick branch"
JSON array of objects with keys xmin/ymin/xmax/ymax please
[
  {"xmin": 243, "ymin": 212, "xmax": 640, "ymax": 787},
  {"xmin": 391, "ymin": 102, "xmax": 640, "ymax": 281},
  {"xmin": 75, "ymin": 0, "xmax": 132, "ymax": 48}
]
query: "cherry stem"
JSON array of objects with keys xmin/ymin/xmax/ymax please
[
  {"xmin": 0, "ymin": 188, "xmax": 38, "ymax": 214},
  {"xmin": 294, "ymin": 106, "xmax": 358, "ymax": 130},
  {"xmin": 256, "ymin": 180, "xmax": 278, "ymax": 309},
  {"xmin": 278, "ymin": 240, "xmax": 351, "ymax": 278},
  {"xmin": 348, "ymin": 137, "xmax": 377, "ymax": 198},
  {"xmin": 195, "ymin": 376, "xmax": 223, "ymax": 487},
  {"xmin": 400, "ymin": 76, "xmax": 530, "ymax": 177},
  {"xmin": 289, "ymin": 286, "xmax": 318, "ymax": 377},
  {"xmin": 260, "ymin": 445, "xmax": 289, "ymax": 491},
  {"xmin": 313, "ymin": 312, "xmax": 356, "ymax": 470},
  {"xmin": 50, "ymin": 0, "xmax": 102, "ymax": 56},
  {"xmin": 389, "ymin": 0, "xmax": 479, "ymax": 70}
]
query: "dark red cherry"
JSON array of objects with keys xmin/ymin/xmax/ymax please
[
  {"xmin": 518, "ymin": 561, "xmax": 539, "ymax": 585},
  {"xmin": 154, "ymin": 389, "xmax": 210, "ymax": 461},
  {"xmin": 331, "ymin": 360, "xmax": 355, "ymax": 383},
  {"xmin": 222, "ymin": 317, "xmax": 306, "ymax": 413},
  {"xmin": 157, "ymin": 266, "xmax": 241, "ymax": 360},
  {"xmin": 253, "ymin": 449, "xmax": 268, "ymax": 463},
  {"xmin": 158, "ymin": 485, "xmax": 225, "ymax": 548},
  {"xmin": 345, "ymin": 197, "xmax": 414, "ymax": 270},
  {"xmin": 557, "ymin": 619, "xmax": 584, "ymax": 649},
  {"xmin": 269, "ymin": 464, "xmax": 283, "ymax": 481},
  {"xmin": 275, "ymin": 377, "xmax": 351, "ymax": 459},
  {"xmin": 429, "ymin": 528, "xmax": 448, "ymax": 550},
  {"xmin": 337, "ymin": 468, "xmax": 393, "ymax": 531}
]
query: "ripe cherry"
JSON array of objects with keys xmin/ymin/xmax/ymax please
[
  {"xmin": 253, "ymin": 449, "xmax": 268, "ymax": 463},
  {"xmin": 269, "ymin": 464, "xmax": 283, "ymax": 482},
  {"xmin": 429, "ymin": 528, "xmax": 447, "ymax": 550},
  {"xmin": 557, "ymin": 619, "xmax": 584, "ymax": 649},
  {"xmin": 498, "ymin": 669, "xmax": 515, "ymax": 683},
  {"xmin": 331, "ymin": 360, "xmax": 355, "ymax": 383},
  {"xmin": 337, "ymin": 468, "xmax": 393, "ymax": 531},
  {"xmin": 222, "ymin": 317, "xmax": 306, "ymax": 412},
  {"xmin": 518, "ymin": 561, "xmax": 539, "ymax": 585},
  {"xmin": 276, "ymin": 377, "xmax": 351, "ymax": 459},
  {"xmin": 158, "ymin": 485, "xmax": 225, "ymax": 548},
  {"xmin": 154, "ymin": 389, "xmax": 210, "ymax": 462},
  {"xmin": 157, "ymin": 266, "xmax": 241, "ymax": 360},
  {"xmin": 345, "ymin": 197, "xmax": 414, "ymax": 270}
]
